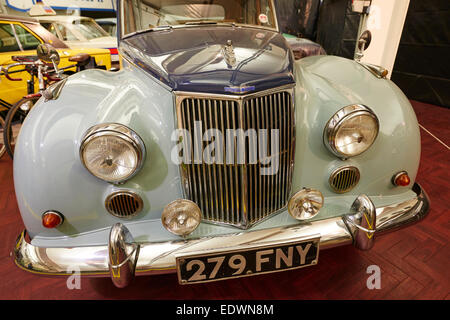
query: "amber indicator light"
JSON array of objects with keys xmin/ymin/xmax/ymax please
[
  {"xmin": 42, "ymin": 212, "xmax": 63, "ymax": 229},
  {"xmin": 393, "ymin": 172, "xmax": 411, "ymax": 187}
]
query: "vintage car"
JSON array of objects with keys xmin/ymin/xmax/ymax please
[
  {"xmin": 0, "ymin": 14, "xmax": 112, "ymax": 107},
  {"xmin": 13, "ymin": 0, "xmax": 429, "ymax": 288}
]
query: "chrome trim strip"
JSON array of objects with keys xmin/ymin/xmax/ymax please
[
  {"xmin": 175, "ymin": 84, "xmax": 295, "ymax": 101},
  {"xmin": 42, "ymin": 78, "xmax": 68, "ymax": 102},
  {"xmin": 14, "ymin": 184, "xmax": 429, "ymax": 278},
  {"xmin": 256, "ymin": 96, "xmax": 262, "ymax": 221},
  {"xmin": 119, "ymin": 47, "xmax": 174, "ymax": 92},
  {"xmin": 288, "ymin": 91, "xmax": 295, "ymax": 200},
  {"xmin": 270, "ymin": 0, "xmax": 280, "ymax": 33},
  {"xmin": 358, "ymin": 62, "xmax": 389, "ymax": 79}
]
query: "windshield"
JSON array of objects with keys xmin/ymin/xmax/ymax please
[
  {"xmin": 121, "ymin": 0, "xmax": 277, "ymax": 37},
  {"xmin": 66, "ymin": 19, "xmax": 110, "ymax": 40}
]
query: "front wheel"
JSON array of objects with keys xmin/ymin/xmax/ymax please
[{"xmin": 3, "ymin": 96, "xmax": 40, "ymax": 159}]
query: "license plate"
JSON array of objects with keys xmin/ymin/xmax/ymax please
[{"xmin": 176, "ymin": 237, "xmax": 320, "ymax": 284}]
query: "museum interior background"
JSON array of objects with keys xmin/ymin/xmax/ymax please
[
  {"xmin": 276, "ymin": 0, "xmax": 449, "ymax": 109},
  {"xmin": 1, "ymin": 0, "xmax": 448, "ymax": 108}
]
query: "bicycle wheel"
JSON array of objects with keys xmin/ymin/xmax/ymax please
[
  {"xmin": 0, "ymin": 115, "xmax": 6, "ymax": 159},
  {"xmin": 3, "ymin": 96, "xmax": 40, "ymax": 159}
]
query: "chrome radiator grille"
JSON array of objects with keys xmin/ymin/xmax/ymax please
[{"xmin": 176, "ymin": 87, "xmax": 295, "ymax": 229}]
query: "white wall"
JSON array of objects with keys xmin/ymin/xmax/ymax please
[{"xmin": 361, "ymin": 0, "xmax": 410, "ymax": 78}]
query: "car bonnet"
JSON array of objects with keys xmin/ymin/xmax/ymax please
[{"xmin": 121, "ymin": 26, "xmax": 295, "ymax": 94}]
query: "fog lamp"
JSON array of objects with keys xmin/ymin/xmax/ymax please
[
  {"xmin": 42, "ymin": 211, "xmax": 64, "ymax": 229},
  {"xmin": 288, "ymin": 189, "xmax": 324, "ymax": 220},
  {"xmin": 161, "ymin": 200, "xmax": 202, "ymax": 237}
]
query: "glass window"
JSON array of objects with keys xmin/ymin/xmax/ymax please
[
  {"xmin": 41, "ymin": 22, "xmax": 59, "ymax": 37},
  {"xmin": 98, "ymin": 22, "xmax": 117, "ymax": 37},
  {"xmin": 0, "ymin": 24, "xmax": 20, "ymax": 53},
  {"xmin": 122, "ymin": 0, "xmax": 277, "ymax": 37},
  {"xmin": 54, "ymin": 23, "xmax": 78, "ymax": 41},
  {"xmin": 71, "ymin": 19, "xmax": 109, "ymax": 40},
  {"xmin": 14, "ymin": 24, "xmax": 41, "ymax": 50}
]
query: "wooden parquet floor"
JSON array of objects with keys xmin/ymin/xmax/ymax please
[{"xmin": 0, "ymin": 100, "xmax": 448, "ymax": 300}]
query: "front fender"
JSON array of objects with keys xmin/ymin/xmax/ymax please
[
  {"xmin": 14, "ymin": 64, "xmax": 182, "ymax": 238},
  {"xmin": 292, "ymin": 55, "xmax": 421, "ymax": 200}
]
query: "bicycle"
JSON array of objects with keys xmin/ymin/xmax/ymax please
[
  {"xmin": 0, "ymin": 65, "xmax": 12, "ymax": 159},
  {"xmin": 1, "ymin": 44, "xmax": 94, "ymax": 159}
]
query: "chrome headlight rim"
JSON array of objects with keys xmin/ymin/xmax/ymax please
[
  {"xmin": 80, "ymin": 123, "xmax": 146, "ymax": 184},
  {"xmin": 324, "ymin": 104, "xmax": 379, "ymax": 159}
]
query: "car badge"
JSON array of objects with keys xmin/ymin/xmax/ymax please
[
  {"xmin": 222, "ymin": 40, "xmax": 237, "ymax": 68},
  {"xmin": 224, "ymin": 85, "xmax": 256, "ymax": 94}
]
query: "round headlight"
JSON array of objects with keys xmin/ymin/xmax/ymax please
[
  {"xmin": 80, "ymin": 124, "xmax": 145, "ymax": 183},
  {"xmin": 324, "ymin": 104, "xmax": 379, "ymax": 158}
]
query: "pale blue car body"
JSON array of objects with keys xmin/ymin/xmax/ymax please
[{"xmin": 14, "ymin": 52, "xmax": 421, "ymax": 248}]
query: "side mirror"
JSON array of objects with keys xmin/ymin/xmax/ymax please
[
  {"xmin": 37, "ymin": 44, "xmax": 60, "ymax": 65},
  {"xmin": 355, "ymin": 30, "xmax": 372, "ymax": 62},
  {"xmin": 357, "ymin": 30, "xmax": 372, "ymax": 52}
]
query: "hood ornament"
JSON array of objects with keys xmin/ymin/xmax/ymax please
[{"xmin": 222, "ymin": 40, "xmax": 236, "ymax": 68}]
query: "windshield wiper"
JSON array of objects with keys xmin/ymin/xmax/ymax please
[
  {"xmin": 151, "ymin": 25, "xmax": 173, "ymax": 30},
  {"xmin": 123, "ymin": 25, "xmax": 172, "ymax": 39},
  {"xmin": 184, "ymin": 21, "xmax": 218, "ymax": 25}
]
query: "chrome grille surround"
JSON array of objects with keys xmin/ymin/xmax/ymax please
[{"xmin": 175, "ymin": 85, "xmax": 295, "ymax": 229}]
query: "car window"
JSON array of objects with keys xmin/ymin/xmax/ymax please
[
  {"xmin": 55, "ymin": 23, "xmax": 78, "ymax": 41},
  {"xmin": 102, "ymin": 24, "xmax": 116, "ymax": 36},
  {"xmin": 122, "ymin": 0, "xmax": 277, "ymax": 37},
  {"xmin": 98, "ymin": 23, "xmax": 116, "ymax": 37},
  {"xmin": 41, "ymin": 22, "xmax": 59, "ymax": 37},
  {"xmin": 70, "ymin": 19, "xmax": 110, "ymax": 40},
  {"xmin": 0, "ymin": 24, "xmax": 20, "ymax": 53},
  {"xmin": 14, "ymin": 24, "xmax": 41, "ymax": 50}
]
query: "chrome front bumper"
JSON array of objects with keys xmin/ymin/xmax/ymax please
[{"xmin": 14, "ymin": 184, "xmax": 429, "ymax": 288}]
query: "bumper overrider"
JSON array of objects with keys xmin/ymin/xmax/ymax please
[{"xmin": 14, "ymin": 184, "xmax": 429, "ymax": 288}]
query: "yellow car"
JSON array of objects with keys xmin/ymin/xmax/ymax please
[{"xmin": 0, "ymin": 14, "xmax": 112, "ymax": 109}]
